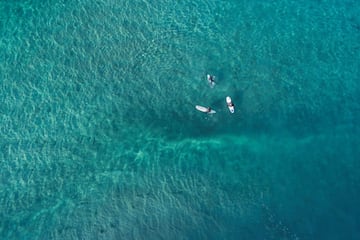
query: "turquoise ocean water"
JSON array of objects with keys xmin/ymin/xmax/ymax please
[{"xmin": 1, "ymin": 0, "xmax": 359, "ymax": 239}]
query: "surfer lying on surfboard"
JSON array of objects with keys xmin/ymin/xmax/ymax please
[
  {"xmin": 207, "ymin": 74, "xmax": 215, "ymax": 88},
  {"xmin": 226, "ymin": 96, "xmax": 235, "ymax": 113},
  {"xmin": 195, "ymin": 105, "xmax": 216, "ymax": 114}
]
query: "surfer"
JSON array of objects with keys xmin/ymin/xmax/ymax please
[
  {"xmin": 207, "ymin": 74, "xmax": 215, "ymax": 88},
  {"xmin": 226, "ymin": 96, "xmax": 235, "ymax": 113},
  {"xmin": 195, "ymin": 105, "xmax": 216, "ymax": 114}
]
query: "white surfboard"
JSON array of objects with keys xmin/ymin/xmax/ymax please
[
  {"xmin": 207, "ymin": 74, "xmax": 215, "ymax": 88},
  {"xmin": 196, "ymin": 105, "xmax": 216, "ymax": 114},
  {"xmin": 226, "ymin": 96, "xmax": 235, "ymax": 113}
]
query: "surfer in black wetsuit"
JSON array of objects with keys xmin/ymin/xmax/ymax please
[{"xmin": 207, "ymin": 74, "xmax": 215, "ymax": 87}]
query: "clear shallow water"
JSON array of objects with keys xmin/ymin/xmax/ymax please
[{"xmin": 1, "ymin": 0, "xmax": 359, "ymax": 239}]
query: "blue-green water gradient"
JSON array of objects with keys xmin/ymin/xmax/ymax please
[{"xmin": 1, "ymin": 0, "xmax": 359, "ymax": 239}]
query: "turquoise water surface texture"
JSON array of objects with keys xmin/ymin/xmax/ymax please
[{"xmin": 1, "ymin": 0, "xmax": 359, "ymax": 239}]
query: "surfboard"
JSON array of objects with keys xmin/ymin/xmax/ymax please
[
  {"xmin": 226, "ymin": 96, "xmax": 235, "ymax": 113},
  {"xmin": 196, "ymin": 105, "xmax": 216, "ymax": 114},
  {"xmin": 207, "ymin": 74, "xmax": 215, "ymax": 88}
]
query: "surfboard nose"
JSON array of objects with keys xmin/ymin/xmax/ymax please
[{"xmin": 226, "ymin": 96, "xmax": 231, "ymax": 103}]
